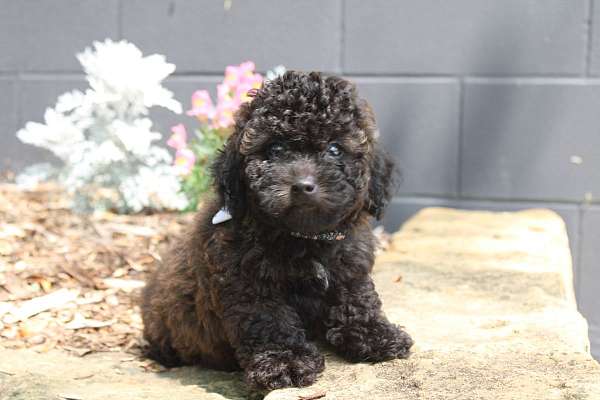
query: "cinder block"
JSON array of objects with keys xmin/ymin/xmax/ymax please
[
  {"xmin": 122, "ymin": 0, "xmax": 341, "ymax": 73},
  {"xmin": 383, "ymin": 197, "xmax": 580, "ymax": 280},
  {"xmin": 19, "ymin": 0, "xmax": 119, "ymax": 71},
  {"xmin": 580, "ymin": 207, "xmax": 600, "ymax": 332},
  {"xmin": 344, "ymin": 0, "xmax": 587, "ymax": 75},
  {"xmin": 462, "ymin": 80, "xmax": 600, "ymax": 201},
  {"xmin": 0, "ymin": 78, "xmax": 18, "ymax": 171},
  {"xmin": 0, "ymin": 2, "xmax": 19, "ymax": 71},
  {"xmin": 354, "ymin": 78, "xmax": 460, "ymax": 197}
]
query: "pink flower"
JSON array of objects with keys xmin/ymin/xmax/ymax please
[
  {"xmin": 216, "ymin": 83, "xmax": 236, "ymax": 105},
  {"xmin": 211, "ymin": 83, "xmax": 239, "ymax": 129},
  {"xmin": 184, "ymin": 62, "xmax": 264, "ymax": 130},
  {"xmin": 224, "ymin": 61, "xmax": 262, "ymax": 94},
  {"xmin": 224, "ymin": 61, "xmax": 254, "ymax": 85},
  {"xmin": 187, "ymin": 90, "xmax": 216, "ymax": 122},
  {"xmin": 238, "ymin": 61, "xmax": 256, "ymax": 79},
  {"xmin": 236, "ymin": 74, "xmax": 262, "ymax": 103},
  {"xmin": 166, "ymin": 124, "xmax": 187, "ymax": 150},
  {"xmin": 174, "ymin": 147, "xmax": 196, "ymax": 175},
  {"xmin": 224, "ymin": 65, "xmax": 242, "ymax": 87},
  {"xmin": 213, "ymin": 106, "xmax": 235, "ymax": 129}
]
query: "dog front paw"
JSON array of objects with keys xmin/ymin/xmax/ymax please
[
  {"xmin": 327, "ymin": 320, "xmax": 413, "ymax": 362},
  {"xmin": 244, "ymin": 345, "xmax": 325, "ymax": 390}
]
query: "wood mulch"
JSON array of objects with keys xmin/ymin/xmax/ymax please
[{"xmin": 0, "ymin": 183, "xmax": 190, "ymax": 361}]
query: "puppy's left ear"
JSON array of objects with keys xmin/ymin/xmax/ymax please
[
  {"xmin": 358, "ymin": 99, "xmax": 396, "ymax": 220},
  {"xmin": 366, "ymin": 146, "xmax": 395, "ymax": 220},
  {"xmin": 211, "ymin": 130, "xmax": 246, "ymax": 219}
]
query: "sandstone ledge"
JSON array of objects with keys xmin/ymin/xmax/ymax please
[{"xmin": 2, "ymin": 208, "xmax": 599, "ymax": 400}]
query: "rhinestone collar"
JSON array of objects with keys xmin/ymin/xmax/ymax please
[{"xmin": 290, "ymin": 231, "xmax": 346, "ymax": 241}]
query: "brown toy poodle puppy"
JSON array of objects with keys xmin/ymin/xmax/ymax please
[{"xmin": 141, "ymin": 71, "xmax": 413, "ymax": 390}]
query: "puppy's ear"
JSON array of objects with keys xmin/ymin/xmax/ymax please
[
  {"xmin": 211, "ymin": 132, "xmax": 246, "ymax": 219},
  {"xmin": 366, "ymin": 146, "xmax": 395, "ymax": 220},
  {"xmin": 358, "ymin": 99, "xmax": 396, "ymax": 220}
]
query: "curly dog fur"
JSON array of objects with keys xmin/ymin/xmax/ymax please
[{"xmin": 141, "ymin": 71, "xmax": 413, "ymax": 390}]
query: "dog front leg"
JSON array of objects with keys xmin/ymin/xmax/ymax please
[
  {"xmin": 324, "ymin": 275, "xmax": 413, "ymax": 362},
  {"xmin": 222, "ymin": 301, "xmax": 324, "ymax": 390}
]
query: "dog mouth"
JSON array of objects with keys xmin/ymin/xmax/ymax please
[
  {"xmin": 252, "ymin": 177, "xmax": 354, "ymax": 233},
  {"xmin": 280, "ymin": 201, "xmax": 341, "ymax": 233}
]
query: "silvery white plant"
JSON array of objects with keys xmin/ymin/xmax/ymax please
[
  {"xmin": 265, "ymin": 65, "xmax": 286, "ymax": 81},
  {"xmin": 17, "ymin": 39, "xmax": 188, "ymax": 213}
]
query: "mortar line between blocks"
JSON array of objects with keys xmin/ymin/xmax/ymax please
[
  {"xmin": 586, "ymin": 0, "xmax": 595, "ymax": 76},
  {"xmin": 339, "ymin": 0, "xmax": 345, "ymax": 74},
  {"xmin": 117, "ymin": 0, "xmax": 124, "ymax": 40},
  {"xmin": 457, "ymin": 77, "xmax": 465, "ymax": 196},
  {"xmin": 15, "ymin": 74, "xmax": 22, "ymax": 130},
  {"xmin": 576, "ymin": 204, "xmax": 586, "ymax": 295}
]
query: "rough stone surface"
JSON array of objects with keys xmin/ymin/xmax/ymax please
[
  {"xmin": 382, "ymin": 198, "xmax": 582, "ymax": 288},
  {"xmin": 1, "ymin": 208, "xmax": 599, "ymax": 399}
]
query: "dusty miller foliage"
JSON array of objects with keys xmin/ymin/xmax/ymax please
[{"xmin": 17, "ymin": 39, "xmax": 188, "ymax": 213}]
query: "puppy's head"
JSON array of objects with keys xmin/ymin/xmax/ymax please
[{"xmin": 212, "ymin": 71, "xmax": 394, "ymax": 233}]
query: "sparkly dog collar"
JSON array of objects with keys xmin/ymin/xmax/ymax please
[{"xmin": 290, "ymin": 231, "xmax": 346, "ymax": 241}]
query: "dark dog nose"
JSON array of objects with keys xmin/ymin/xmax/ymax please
[{"xmin": 292, "ymin": 178, "xmax": 318, "ymax": 196}]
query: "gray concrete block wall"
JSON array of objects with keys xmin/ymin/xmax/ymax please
[
  {"xmin": 122, "ymin": 0, "xmax": 342, "ymax": 73},
  {"xmin": 344, "ymin": 0, "xmax": 588, "ymax": 75},
  {"xmin": 461, "ymin": 80, "xmax": 600, "ymax": 201},
  {"xmin": 1, "ymin": 0, "xmax": 120, "ymax": 72},
  {"xmin": 581, "ymin": 207, "xmax": 600, "ymax": 336},
  {"xmin": 0, "ymin": 0, "xmax": 599, "ymax": 359},
  {"xmin": 355, "ymin": 78, "xmax": 461, "ymax": 196},
  {"xmin": 0, "ymin": 79, "xmax": 17, "ymax": 171}
]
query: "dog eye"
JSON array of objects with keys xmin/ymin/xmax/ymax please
[
  {"xmin": 268, "ymin": 142, "xmax": 286, "ymax": 158},
  {"xmin": 326, "ymin": 143, "xmax": 343, "ymax": 157}
]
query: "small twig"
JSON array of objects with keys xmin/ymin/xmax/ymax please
[
  {"xmin": 0, "ymin": 370, "xmax": 15, "ymax": 376},
  {"xmin": 58, "ymin": 394, "xmax": 83, "ymax": 400},
  {"xmin": 102, "ymin": 278, "xmax": 145, "ymax": 292},
  {"xmin": 298, "ymin": 391, "xmax": 326, "ymax": 400},
  {"xmin": 102, "ymin": 222, "xmax": 158, "ymax": 238},
  {"xmin": 73, "ymin": 373, "xmax": 94, "ymax": 380},
  {"xmin": 7, "ymin": 288, "xmax": 79, "ymax": 322}
]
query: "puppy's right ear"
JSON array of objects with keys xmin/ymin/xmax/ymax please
[{"xmin": 211, "ymin": 132, "xmax": 246, "ymax": 219}]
